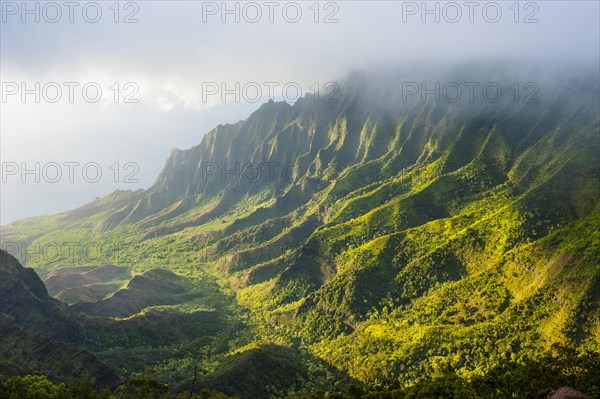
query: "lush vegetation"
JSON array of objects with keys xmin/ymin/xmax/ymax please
[
  {"xmin": 1, "ymin": 64, "xmax": 598, "ymax": 398},
  {"xmin": 2, "ymin": 344, "xmax": 598, "ymax": 398},
  {"xmin": 0, "ymin": 374, "xmax": 234, "ymax": 399}
]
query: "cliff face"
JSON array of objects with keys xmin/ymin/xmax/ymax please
[
  {"xmin": 0, "ymin": 250, "xmax": 120, "ymax": 387},
  {"xmin": 1, "ymin": 64, "xmax": 599, "ymax": 388},
  {"xmin": 85, "ymin": 66, "xmax": 600, "ymax": 235}
]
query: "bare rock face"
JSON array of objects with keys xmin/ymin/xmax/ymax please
[{"xmin": 548, "ymin": 387, "xmax": 590, "ymax": 399}]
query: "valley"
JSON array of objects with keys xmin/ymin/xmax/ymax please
[{"xmin": 1, "ymin": 64, "xmax": 599, "ymax": 398}]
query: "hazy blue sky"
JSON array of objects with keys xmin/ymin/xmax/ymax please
[{"xmin": 1, "ymin": 0, "xmax": 599, "ymax": 224}]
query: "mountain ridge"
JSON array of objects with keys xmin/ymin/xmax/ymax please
[
  {"xmin": 1, "ymin": 63, "xmax": 598, "ymax": 396},
  {"xmin": 0, "ymin": 250, "xmax": 121, "ymax": 387}
]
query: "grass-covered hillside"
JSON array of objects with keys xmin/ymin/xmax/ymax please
[{"xmin": 1, "ymin": 63, "xmax": 599, "ymax": 398}]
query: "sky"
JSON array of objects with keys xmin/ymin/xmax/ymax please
[{"xmin": 1, "ymin": 0, "xmax": 599, "ymax": 224}]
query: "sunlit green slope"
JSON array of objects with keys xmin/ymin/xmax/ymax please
[{"xmin": 2, "ymin": 63, "xmax": 598, "ymax": 395}]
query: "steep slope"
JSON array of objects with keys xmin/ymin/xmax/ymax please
[
  {"xmin": 1, "ymin": 62, "xmax": 598, "ymax": 394},
  {"xmin": 0, "ymin": 250, "xmax": 120, "ymax": 387},
  {"xmin": 0, "ymin": 249, "xmax": 85, "ymax": 342}
]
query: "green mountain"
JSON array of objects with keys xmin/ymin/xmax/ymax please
[{"xmin": 1, "ymin": 63, "xmax": 599, "ymax": 397}]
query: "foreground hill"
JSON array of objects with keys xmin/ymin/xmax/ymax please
[
  {"xmin": 0, "ymin": 250, "xmax": 120, "ymax": 387},
  {"xmin": 1, "ymin": 62, "xmax": 599, "ymax": 397}
]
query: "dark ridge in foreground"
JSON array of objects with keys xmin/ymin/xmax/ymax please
[{"xmin": 0, "ymin": 250, "xmax": 121, "ymax": 387}]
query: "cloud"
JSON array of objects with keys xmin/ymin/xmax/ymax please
[{"xmin": 1, "ymin": 0, "xmax": 598, "ymax": 223}]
